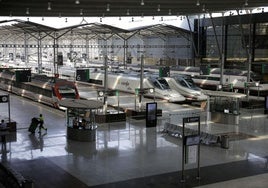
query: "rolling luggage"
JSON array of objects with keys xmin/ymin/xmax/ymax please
[{"xmin": 28, "ymin": 117, "xmax": 39, "ymax": 134}]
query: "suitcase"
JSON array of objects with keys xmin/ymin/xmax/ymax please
[{"xmin": 28, "ymin": 118, "xmax": 39, "ymax": 133}]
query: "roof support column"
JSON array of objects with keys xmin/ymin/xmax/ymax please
[
  {"xmin": 237, "ymin": 10, "xmax": 253, "ymax": 83},
  {"xmin": 220, "ymin": 13, "xmax": 227, "ymax": 86},
  {"xmin": 24, "ymin": 33, "xmax": 29, "ymax": 66},
  {"xmin": 53, "ymin": 33, "xmax": 59, "ymax": 75},
  {"xmin": 37, "ymin": 32, "xmax": 42, "ymax": 74},
  {"xmin": 209, "ymin": 13, "xmax": 222, "ymax": 60},
  {"xmin": 123, "ymin": 39, "xmax": 127, "ymax": 69},
  {"xmin": 85, "ymin": 34, "xmax": 89, "ymax": 65},
  {"xmin": 139, "ymin": 54, "xmax": 144, "ymax": 108},
  {"xmin": 186, "ymin": 15, "xmax": 198, "ymax": 59},
  {"xmin": 103, "ymin": 39, "xmax": 108, "ymax": 112}
]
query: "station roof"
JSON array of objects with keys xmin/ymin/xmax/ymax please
[
  {"xmin": 0, "ymin": 19, "xmax": 191, "ymax": 39},
  {"xmin": 0, "ymin": 0, "xmax": 267, "ymax": 17}
]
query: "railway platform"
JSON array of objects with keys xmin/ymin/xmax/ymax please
[{"xmin": 0, "ymin": 93, "xmax": 268, "ymax": 187}]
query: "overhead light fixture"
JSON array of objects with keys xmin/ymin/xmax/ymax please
[
  {"xmin": 161, "ymin": 17, "xmax": 163, "ymax": 21},
  {"xmin": 100, "ymin": 17, "xmax": 102, "ymax": 22},
  {"xmin": 141, "ymin": 0, "xmax": 144, "ymax": 6},
  {"xmin": 152, "ymin": 16, "xmax": 155, "ymax": 20},
  {"xmin": 9, "ymin": 11, "xmax": 12, "ymax": 17},
  {"xmin": 119, "ymin": 16, "xmax": 121, "ymax": 20},
  {"xmin": 59, "ymin": 13, "xmax": 62, "ymax": 18},
  {"xmin": 75, "ymin": 0, "xmax": 80, "ymax": 4},
  {"xmin": 196, "ymin": 0, "xmax": 200, "ymax": 6},
  {"xmin": 168, "ymin": 9, "xmax": 172, "ymax": 15},
  {"xmin": 42, "ymin": 17, "xmax": 44, "ymax": 21},
  {"xmin": 106, "ymin": 3, "xmax": 110, "ymax": 12},
  {"xmin": 65, "ymin": 18, "xmax": 68, "ymax": 22},
  {"xmin": 26, "ymin": 8, "xmax": 29, "ymax": 15},
  {"xmin": 80, "ymin": 9, "xmax": 83, "ymax": 15},
  {"xmin": 126, "ymin": 9, "xmax": 130, "ymax": 16},
  {"xmin": 141, "ymin": 13, "xmax": 144, "ymax": 18},
  {"xmin": 132, "ymin": 17, "xmax": 134, "ymax": 22},
  {"xmin": 157, "ymin": 4, "xmax": 160, "ymax": 12},
  {"xmin": 244, "ymin": 0, "xmax": 248, "ymax": 6},
  {"xmin": 47, "ymin": 2, "xmax": 51, "ymax": 10},
  {"xmin": 202, "ymin": 4, "xmax": 206, "ymax": 12}
]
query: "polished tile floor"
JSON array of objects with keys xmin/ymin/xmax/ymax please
[{"xmin": 1, "ymin": 93, "xmax": 268, "ymax": 188}]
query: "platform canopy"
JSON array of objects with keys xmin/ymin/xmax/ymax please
[{"xmin": 59, "ymin": 99, "xmax": 103, "ymax": 109}]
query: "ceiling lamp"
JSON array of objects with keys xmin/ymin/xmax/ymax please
[
  {"xmin": 168, "ymin": 9, "xmax": 172, "ymax": 15},
  {"xmin": 106, "ymin": 3, "xmax": 110, "ymax": 11},
  {"xmin": 65, "ymin": 18, "xmax": 68, "ymax": 22},
  {"xmin": 26, "ymin": 8, "xmax": 29, "ymax": 15},
  {"xmin": 75, "ymin": 0, "xmax": 80, "ymax": 4},
  {"xmin": 126, "ymin": 9, "xmax": 130, "ymax": 16},
  {"xmin": 80, "ymin": 9, "xmax": 83, "ymax": 15},
  {"xmin": 202, "ymin": 4, "xmax": 206, "ymax": 12},
  {"xmin": 157, "ymin": 4, "xmax": 160, "ymax": 12},
  {"xmin": 196, "ymin": 0, "xmax": 200, "ymax": 6},
  {"xmin": 141, "ymin": 0, "xmax": 144, "ymax": 6},
  {"xmin": 47, "ymin": 2, "xmax": 51, "ymax": 11},
  {"xmin": 244, "ymin": 0, "xmax": 248, "ymax": 6}
]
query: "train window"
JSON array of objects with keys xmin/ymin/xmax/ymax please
[
  {"xmin": 175, "ymin": 76, "xmax": 199, "ymax": 90},
  {"xmin": 150, "ymin": 78, "xmax": 170, "ymax": 90},
  {"xmin": 58, "ymin": 86, "xmax": 77, "ymax": 98},
  {"xmin": 157, "ymin": 79, "xmax": 170, "ymax": 89}
]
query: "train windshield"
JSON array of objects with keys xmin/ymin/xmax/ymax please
[
  {"xmin": 58, "ymin": 85, "xmax": 77, "ymax": 98},
  {"xmin": 150, "ymin": 78, "xmax": 170, "ymax": 90},
  {"xmin": 174, "ymin": 76, "xmax": 200, "ymax": 90}
]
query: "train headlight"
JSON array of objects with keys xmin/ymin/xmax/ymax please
[
  {"xmin": 98, "ymin": 91, "xmax": 104, "ymax": 97},
  {"xmin": 149, "ymin": 88, "xmax": 154, "ymax": 93}
]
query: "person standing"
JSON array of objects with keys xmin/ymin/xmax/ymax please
[
  {"xmin": 0, "ymin": 119, "xmax": 7, "ymax": 130},
  {"xmin": 38, "ymin": 114, "xmax": 47, "ymax": 133}
]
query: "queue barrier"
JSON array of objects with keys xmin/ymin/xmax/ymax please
[{"xmin": 163, "ymin": 122, "xmax": 220, "ymax": 145}]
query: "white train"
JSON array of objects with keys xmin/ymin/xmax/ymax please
[
  {"xmin": 87, "ymin": 69, "xmax": 186, "ymax": 102},
  {"xmin": 163, "ymin": 74, "xmax": 208, "ymax": 101},
  {"xmin": 127, "ymin": 64, "xmax": 268, "ymax": 95}
]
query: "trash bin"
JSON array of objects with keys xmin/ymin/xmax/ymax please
[{"xmin": 221, "ymin": 135, "xmax": 229, "ymax": 149}]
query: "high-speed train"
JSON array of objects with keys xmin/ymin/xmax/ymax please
[
  {"xmin": 163, "ymin": 74, "xmax": 208, "ymax": 101},
  {"xmin": 0, "ymin": 68, "xmax": 80, "ymax": 108},
  {"xmin": 168, "ymin": 66, "xmax": 264, "ymax": 90},
  {"xmin": 125, "ymin": 64, "xmax": 268, "ymax": 95},
  {"xmin": 87, "ymin": 69, "xmax": 186, "ymax": 102}
]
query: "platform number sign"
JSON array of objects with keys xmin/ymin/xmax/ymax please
[
  {"xmin": 159, "ymin": 67, "xmax": 170, "ymax": 77},
  {"xmin": 76, "ymin": 69, "xmax": 90, "ymax": 81},
  {"xmin": 0, "ymin": 95, "xmax": 9, "ymax": 103},
  {"xmin": 15, "ymin": 70, "xmax": 31, "ymax": 82}
]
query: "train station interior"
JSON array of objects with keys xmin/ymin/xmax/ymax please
[{"xmin": 0, "ymin": 1, "xmax": 268, "ymax": 188}]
